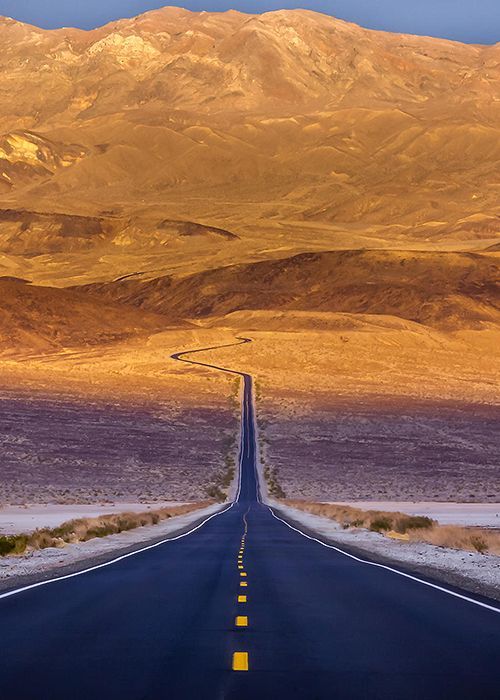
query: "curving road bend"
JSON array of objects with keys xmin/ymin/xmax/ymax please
[{"xmin": 0, "ymin": 338, "xmax": 499, "ymax": 699}]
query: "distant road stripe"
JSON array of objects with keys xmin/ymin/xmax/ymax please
[
  {"xmin": 232, "ymin": 652, "xmax": 249, "ymax": 671},
  {"xmin": 240, "ymin": 581, "xmax": 248, "ymax": 588},
  {"xmin": 235, "ymin": 615, "xmax": 248, "ymax": 627},
  {"xmin": 238, "ymin": 595, "xmax": 247, "ymax": 603},
  {"xmin": 268, "ymin": 507, "xmax": 500, "ymax": 615}
]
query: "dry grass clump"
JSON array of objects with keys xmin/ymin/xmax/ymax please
[
  {"xmin": 284, "ymin": 501, "xmax": 434, "ymax": 533},
  {"xmin": 206, "ymin": 434, "xmax": 237, "ymax": 502},
  {"xmin": 0, "ymin": 502, "xmax": 210, "ymax": 557},
  {"xmin": 284, "ymin": 501, "xmax": 500, "ymax": 555},
  {"xmin": 420, "ymin": 526, "xmax": 500, "ymax": 555}
]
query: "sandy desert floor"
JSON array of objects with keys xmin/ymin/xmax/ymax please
[
  {"xmin": 0, "ymin": 323, "xmax": 497, "ymax": 509},
  {"xmin": 183, "ymin": 322, "xmax": 500, "ymax": 503},
  {"xmin": 0, "ymin": 329, "xmax": 241, "ymax": 506}
]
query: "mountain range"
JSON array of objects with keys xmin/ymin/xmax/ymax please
[{"xmin": 0, "ymin": 7, "xmax": 498, "ymax": 351}]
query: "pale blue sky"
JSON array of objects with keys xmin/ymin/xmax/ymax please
[{"xmin": 0, "ymin": 0, "xmax": 498, "ymax": 44}]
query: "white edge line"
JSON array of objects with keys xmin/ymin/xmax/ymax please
[
  {"xmin": 0, "ymin": 503, "xmax": 234, "ymax": 601},
  {"xmin": 268, "ymin": 506, "xmax": 500, "ymax": 615}
]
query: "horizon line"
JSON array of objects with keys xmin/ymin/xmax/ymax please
[{"xmin": 0, "ymin": 4, "xmax": 498, "ymax": 47}]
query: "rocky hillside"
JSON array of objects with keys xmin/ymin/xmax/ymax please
[
  {"xmin": 0, "ymin": 277, "xmax": 175, "ymax": 354},
  {"xmin": 0, "ymin": 9, "xmax": 498, "ymax": 125},
  {"xmin": 81, "ymin": 250, "xmax": 500, "ymax": 330},
  {"xmin": 0, "ymin": 8, "xmax": 498, "ymax": 286}
]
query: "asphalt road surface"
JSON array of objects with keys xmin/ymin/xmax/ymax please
[{"xmin": 1, "ymin": 339, "xmax": 499, "ymax": 699}]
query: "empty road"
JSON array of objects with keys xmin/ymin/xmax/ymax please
[{"xmin": 1, "ymin": 339, "xmax": 499, "ymax": 699}]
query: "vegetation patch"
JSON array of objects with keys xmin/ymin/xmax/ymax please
[
  {"xmin": 0, "ymin": 502, "xmax": 210, "ymax": 557},
  {"xmin": 265, "ymin": 465, "xmax": 286, "ymax": 499},
  {"xmin": 284, "ymin": 501, "xmax": 500, "ymax": 555},
  {"xmin": 206, "ymin": 432, "xmax": 237, "ymax": 502}
]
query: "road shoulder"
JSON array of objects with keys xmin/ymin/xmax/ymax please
[
  {"xmin": 0, "ymin": 502, "xmax": 224, "ymax": 595},
  {"xmin": 270, "ymin": 500, "xmax": 500, "ymax": 604}
]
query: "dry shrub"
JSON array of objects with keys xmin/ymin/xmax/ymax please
[
  {"xmin": 0, "ymin": 502, "xmax": 211, "ymax": 557},
  {"xmin": 284, "ymin": 500, "xmax": 500, "ymax": 555},
  {"xmin": 284, "ymin": 501, "xmax": 434, "ymax": 533},
  {"xmin": 415, "ymin": 525, "xmax": 500, "ymax": 555}
]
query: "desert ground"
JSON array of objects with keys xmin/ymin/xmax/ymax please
[
  {"xmin": 0, "ymin": 329, "xmax": 241, "ymax": 508},
  {"xmin": 0, "ymin": 321, "xmax": 497, "ymax": 513},
  {"xmin": 172, "ymin": 323, "xmax": 500, "ymax": 503}
]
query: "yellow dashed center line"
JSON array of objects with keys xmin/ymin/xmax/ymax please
[
  {"xmin": 232, "ymin": 511, "xmax": 251, "ymax": 672},
  {"xmin": 232, "ymin": 651, "xmax": 249, "ymax": 671}
]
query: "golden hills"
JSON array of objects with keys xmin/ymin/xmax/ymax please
[
  {"xmin": 0, "ymin": 7, "xmax": 498, "ymax": 371},
  {"xmin": 82, "ymin": 250, "xmax": 500, "ymax": 330},
  {"xmin": 0, "ymin": 276, "xmax": 174, "ymax": 355},
  {"xmin": 0, "ymin": 8, "xmax": 498, "ymax": 289}
]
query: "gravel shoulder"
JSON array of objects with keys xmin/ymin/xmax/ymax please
[
  {"xmin": 0, "ymin": 502, "xmax": 224, "ymax": 594},
  {"xmin": 270, "ymin": 499, "xmax": 500, "ymax": 604}
]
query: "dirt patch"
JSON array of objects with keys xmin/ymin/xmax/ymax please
[
  {"xmin": 261, "ymin": 400, "xmax": 499, "ymax": 502},
  {"xmin": 0, "ymin": 391, "xmax": 238, "ymax": 505}
]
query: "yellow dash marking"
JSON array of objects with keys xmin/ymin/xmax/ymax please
[
  {"xmin": 238, "ymin": 595, "xmax": 247, "ymax": 603},
  {"xmin": 240, "ymin": 581, "xmax": 248, "ymax": 587},
  {"xmin": 232, "ymin": 652, "xmax": 249, "ymax": 672},
  {"xmin": 236, "ymin": 616, "xmax": 248, "ymax": 627},
  {"xmin": 240, "ymin": 572, "xmax": 247, "ymax": 577},
  {"xmin": 238, "ymin": 565, "xmax": 244, "ymax": 570}
]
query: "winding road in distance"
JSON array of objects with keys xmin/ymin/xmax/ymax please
[{"xmin": 1, "ymin": 338, "xmax": 499, "ymax": 699}]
